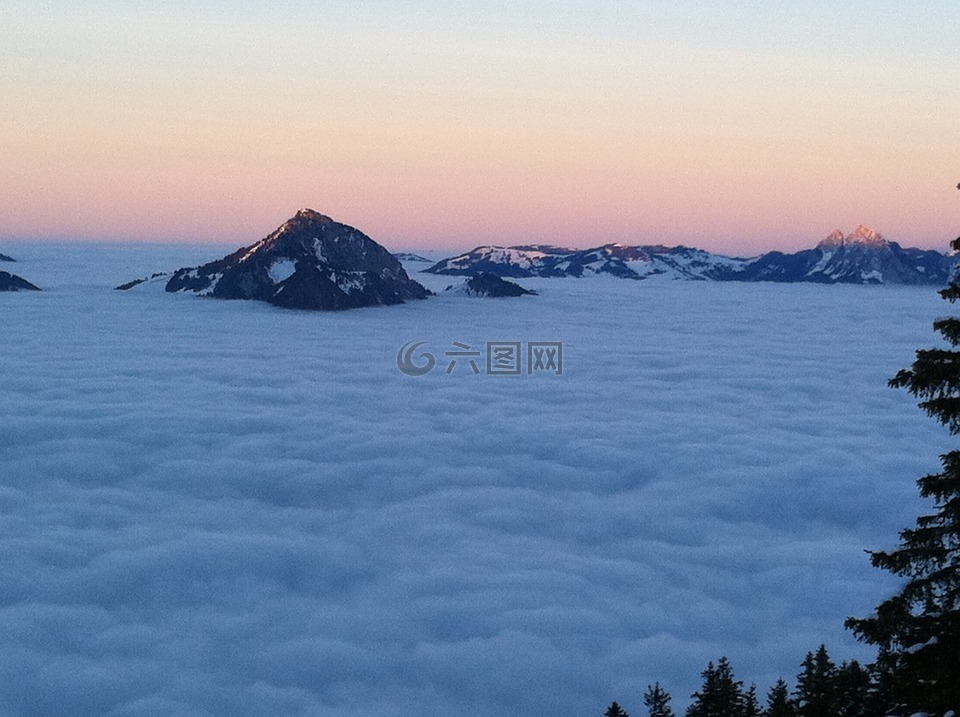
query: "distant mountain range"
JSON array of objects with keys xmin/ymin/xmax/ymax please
[
  {"xmin": 0, "ymin": 252, "xmax": 15, "ymax": 262},
  {"xmin": 114, "ymin": 219, "xmax": 954, "ymax": 313},
  {"xmin": 425, "ymin": 225, "xmax": 953, "ymax": 285},
  {"xmin": 120, "ymin": 209, "xmax": 430, "ymax": 310}
]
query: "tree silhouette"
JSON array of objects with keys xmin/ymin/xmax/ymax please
[
  {"xmin": 742, "ymin": 685, "xmax": 761, "ymax": 717},
  {"xmin": 794, "ymin": 646, "xmax": 839, "ymax": 717},
  {"xmin": 845, "ymin": 184, "xmax": 960, "ymax": 714},
  {"xmin": 765, "ymin": 678, "xmax": 797, "ymax": 717},
  {"xmin": 644, "ymin": 682, "xmax": 674, "ymax": 717},
  {"xmin": 605, "ymin": 701, "xmax": 630, "ymax": 717},
  {"xmin": 686, "ymin": 657, "xmax": 746, "ymax": 717}
]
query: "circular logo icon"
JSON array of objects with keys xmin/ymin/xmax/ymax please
[{"xmin": 397, "ymin": 341, "xmax": 436, "ymax": 376}]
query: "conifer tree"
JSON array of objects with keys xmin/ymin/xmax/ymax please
[
  {"xmin": 835, "ymin": 661, "xmax": 870, "ymax": 717},
  {"xmin": 765, "ymin": 678, "xmax": 797, "ymax": 717},
  {"xmin": 845, "ymin": 192, "xmax": 960, "ymax": 714},
  {"xmin": 742, "ymin": 684, "xmax": 761, "ymax": 717},
  {"xmin": 644, "ymin": 682, "xmax": 674, "ymax": 717},
  {"xmin": 686, "ymin": 657, "xmax": 745, "ymax": 717},
  {"xmin": 794, "ymin": 645, "xmax": 839, "ymax": 717},
  {"xmin": 605, "ymin": 701, "xmax": 630, "ymax": 717},
  {"xmin": 860, "ymin": 648, "xmax": 897, "ymax": 715}
]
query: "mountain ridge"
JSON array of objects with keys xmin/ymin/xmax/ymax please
[{"xmin": 425, "ymin": 226, "xmax": 952, "ymax": 285}]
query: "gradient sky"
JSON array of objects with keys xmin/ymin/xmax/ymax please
[{"xmin": 2, "ymin": 1, "xmax": 959, "ymax": 253}]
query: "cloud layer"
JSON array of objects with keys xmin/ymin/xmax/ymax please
[{"xmin": 0, "ymin": 242, "xmax": 948, "ymax": 715}]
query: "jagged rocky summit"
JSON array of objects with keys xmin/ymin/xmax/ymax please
[
  {"xmin": 126, "ymin": 209, "xmax": 431, "ymax": 310},
  {"xmin": 446, "ymin": 272, "xmax": 536, "ymax": 297},
  {"xmin": 426, "ymin": 226, "xmax": 953, "ymax": 285},
  {"xmin": 0, "ymin": 271, "xmax": 41, "ymax": 292}
]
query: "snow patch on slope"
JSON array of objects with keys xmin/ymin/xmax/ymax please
[{"xmin": 268, "ymin": 259, "xmax": 297, "ymax": 284}]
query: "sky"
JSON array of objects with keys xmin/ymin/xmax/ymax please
[
  {"xmin": 2, "ymin": 1, "xmax": 960, "ymax": 252},
  {"xmin": 0, "ymin": 242, "xmax": 949, "ymax": 715}
]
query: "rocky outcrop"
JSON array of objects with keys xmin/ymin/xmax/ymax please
[
  {"xmin": 446, "ymin": 273, "xmax": 536, "ymax": 297},
  {"xmin": 0, "ymin": 271, "xmax": 40, "ymax": 291},
  {"xmin": 130, "ymin": 209, "xmax": 431, "ymax": 310}
]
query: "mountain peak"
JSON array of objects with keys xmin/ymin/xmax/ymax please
[
  {"xmin": 847, "ymin": 224, "xmax": 885, "ymax": 245},
  {"xmin": 817, "ymin": 225, "xmax": 886, "ymax": 250},
  {"xmin": 292, "ymin": 208, "xmax": 335, "ymax": 224},
  {"xmin": 818, "ymin": 229, "xmax": 845, "ymax": 248},
  {"xmin": 149, "ymin": 210, "xmax": 430, "ymax": 310}
]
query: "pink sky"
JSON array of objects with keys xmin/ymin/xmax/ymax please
[{"xmin": 2, "ymin": 4, "xmax": 959, "ymax": 254}]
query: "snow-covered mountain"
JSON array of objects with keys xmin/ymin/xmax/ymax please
[
  {"xmin": 717, "ymin": 225, "xmax": 951, "ymax": 284},
  {"xmin": 425, "ymin": 226, "xmax": 953, "ymax": 285},
  {"xmin": 427, "ymin": 243, "xmax": 749, "ymax": 281},
  {"xmin": 0, "ymin": 271, "xmax": 40, "ymax": 291},
  {"xmin": 122, "ymin": 209, "xmax": 431, "ymax": 310}
]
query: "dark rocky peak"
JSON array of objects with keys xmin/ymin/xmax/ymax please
[
  {"xmin": 241, "ymin": 208, "xmax": 399, "ymax": 277},
  {"xmin": 448, "ymin": 272, "xmax": 536, "ymax": 297},
  {"xmin": 156, "ymin": 209, "xmax": 430, "ymax": 310},
  {"xmin": 0, "ymin": 271, "xmax": 40, "ymax": 291},
  {"xmin": 292, "ymin": 207, "xmax": 334, "ymax": 223}
]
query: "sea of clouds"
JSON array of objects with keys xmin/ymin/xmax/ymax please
[{"xmin": 0, "ymin": 241, "xmax": 950, "ymax": 716}]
